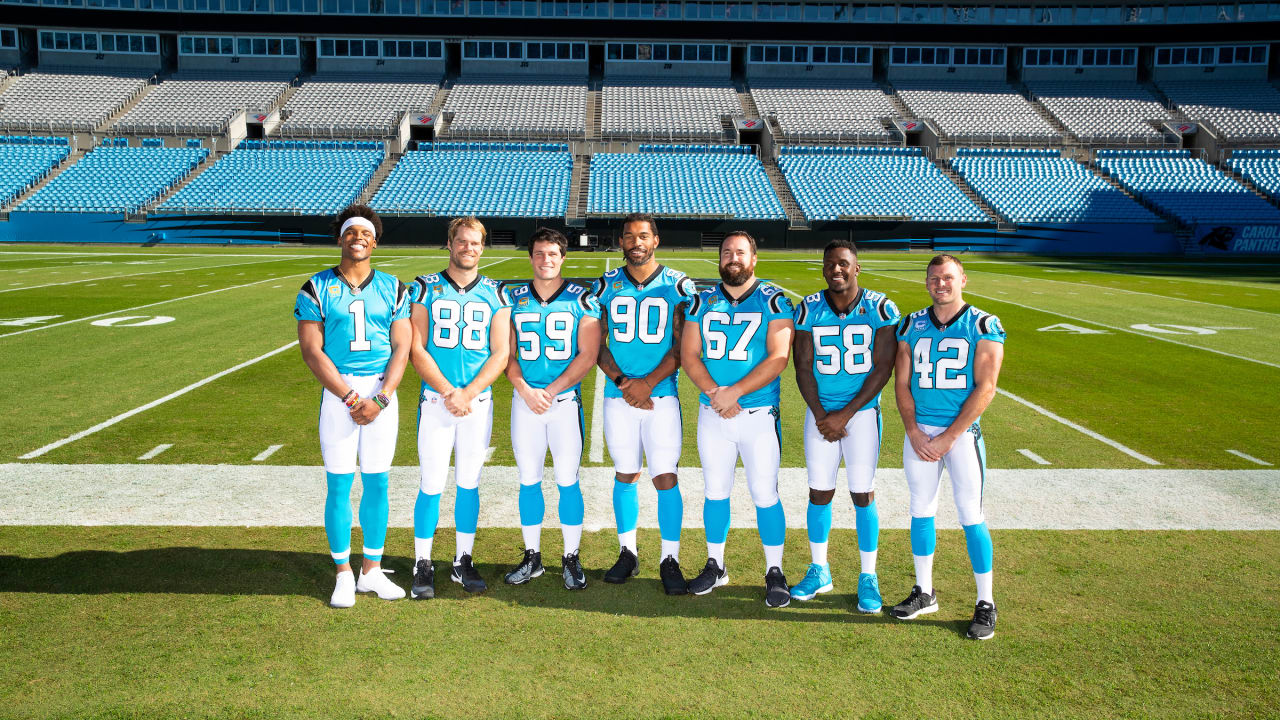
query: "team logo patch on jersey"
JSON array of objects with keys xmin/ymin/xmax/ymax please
[
  {"xmin": 518, "ymin": 297, "xmax": 529, "ymax": 306},
  {"xmin": 915, "ymin": 319, "xmax": 927, "ymax": 330},
  {"xmin": 612, "ymin": 281, "xmax": 623, "ymax": 290},
  {"xmin": 433, "ymin": 286, "xmax": 443, "ymax": 294},
  {"xmin": 328, "ymin": 285, "xmax": 341, "ymax": 297}
]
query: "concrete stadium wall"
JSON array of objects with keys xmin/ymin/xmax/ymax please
[
  {"xmin": 746, "ymin": 65, "xmax": 873, "ymax": 82},
  {"xmin": 461, "ymin": 60, "xmax": 585, "ymax": 77},
  {"xmin": 179, "ymin": 56, "xmax": 300, "ymax": 74},
  {"xmin": 37, "ymin": 51, "xmax": 161, "ymax": 72},
  {"xmin": 605, "ymin": 62, "xmax": 730, "ymax": 80}
]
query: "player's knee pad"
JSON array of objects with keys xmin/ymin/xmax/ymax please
[
  {"xmin": 956, "ymin": 499, "xmax": 985, "ymax": 527},
  {"xmin": 746, "ymin": 476, "xmax": 781, "ymax": 509},
  {"xmin": 419, "ymin": 466, "xmax": 447, "ymax": 496}
]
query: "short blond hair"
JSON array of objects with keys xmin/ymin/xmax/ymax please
[{"xmin": 448, "ymin": 216, "xmax": 487, "ymax": 245}]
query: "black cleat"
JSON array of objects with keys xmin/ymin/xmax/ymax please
[
  {"xmin": 562, "ymin": 551, "xmax": 587, "ymax": 591},
  {"xmin": 450, "ymin": 553, "xmax": 487, "ymax": 593},
  {"xmin": 764, "ymin": 566, "xmax": 790, "ymax": 608},
  {"xmin": 660, "ymin": 556, "xmax": 688, "ymax": 596},
  {"xmin": 687, "ymin": 558, "xmax": 728, "ymax": 596},
  {"xmin": 503, "ymin": 549, "xmax": 544, "ymax": 585},
  {"xmin": 889, "ymin": 585, "xmax": 938, "ymax": 620},
  {"xmin": 410, "ymin": 559, "xmax": 435, "ymax": 600},
  {"xmin": 603, "ymin": 547, "xmax": 639, "ymax": 584},
  {"xmin": 967, "ymin": 600, "xmax": 997, "ymax": 640}
]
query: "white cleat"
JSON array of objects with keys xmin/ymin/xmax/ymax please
[
  {"xmin": 357, "ymin": 567, "xmax": 406, "ymax": 601},
  {"xmin": 330, "ymin": 570, "xmax": 356, "ymax": 608}
]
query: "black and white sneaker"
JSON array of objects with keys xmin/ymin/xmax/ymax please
[
  {"xmin": 764, "ymin": 566, "xmax": 790, "ymax": 608},
  {"xmin": 659, "ymin": 555, "xmax": 688, "ymax": 596},
  {"xmin": 451, "ymin": 553, "xmax": 487, "ymax": 593},
  {"xmin": 967, "ymin": 601, "xmax": 997, "ymax": 640},
  {"xmin": 503, "ymin": 549, "xmax": 544, "ymax": 585},
  {"xmin": 889, "ymin": 585, "xmax": 938, "ymax": 620},
  {"xmin": 687, "ymin": 558, "xmax": 728, "ymax": 596},
  {"xmin": 603, "ymin": 547, "xmax": 639, "ymax": 584},
  {"xmin": 562, "ymin": 552, "xmax": 587, "ymax": 591},
  {"xmin": 410, "ymin": 559, "xmax": 434, "ymax": 600}
]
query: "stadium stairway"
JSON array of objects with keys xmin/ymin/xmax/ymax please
[
  {"xmin": 355, "ymin": 151, "xmax": 402, "ymax": 206},
  {"xmin": 1220, "ymin": 162, "xmax": 1280, "ymax": 209},
  {"xmin": 0, "ymin": 145, "xmax": 83, "ymax": 214},
  {"xmin": 566, "ymin": 152, "xmax": 591, "ymax": 226},
  {"xmin": 428, "ymin": 85, "xmax": 452, "ymax": 136},
  {"xmin": 585, "ymin": 87, "xmax": 600, "ymax": 140},
  {"xmin": 95, "ymin": 78, "xmax": 161, "ymax": 135},
  {"xmin": 144, "ymin": 146, "xmax": 218, "ymax": 214},
  {"xmin": 883, "ymin": 85, "xmax": 915, "ymax": 122},
  {"xmin": 758, "ymin": 153, "xmax": 808, "ymax": 229},
  {"xmin": 1145, "ymin": 82, "xmax": 1190, "ymax": 124},
  {"xmin": 1020, "ymin": 84, "xmax": 1076, "ymax": 144},
  {"xmin": 736, "ymin": 86, "xmax": 761, "ymax": 119},
  {"xmin": 932, "ymin": 156, "xmax": 1006, "ymax": 227}
]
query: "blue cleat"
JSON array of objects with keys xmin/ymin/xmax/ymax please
[
  {"xmin": 789, "ymin": 563, "xmax": 833, "ymax": 601},
  {"xmin": 856, "ymin": 572, "xmax": 883, "ymax": 613}
]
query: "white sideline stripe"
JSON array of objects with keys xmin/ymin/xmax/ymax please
[
  {"xmin": 859, "ymin": 270, "xmax": 1280, "ymax": 370},
  {"xmin": 1017, "ymin": 448, "xmax": 1052, "ymax": 466},
  {"xmin": 18, "ymin": 342, "xmax": 299, "ymax": 459},
  {"xmin": 0, "ymin": 270, "xmax": 318, "ymax": 339},
  {"xmin": 253, "ymin": 445, "xmax": 284, "ymax": 462},
  {"xmin": 1227, "ymin": 449, "xmax": 1273, "ymax": 466},
  {"xmin": 0, "ymin": 255, "xmax": 303, "ymax": 294},
  {"xmin": 588, "ymin": 258, "xmax": 610, "ymax": 464},
  {"xmin": 996, "ymin": 388, "xmax": 1161, "ymax": 466},
  {"xmin": 137, "ymin": 444, "xmax": 172, "ymax": 460}
]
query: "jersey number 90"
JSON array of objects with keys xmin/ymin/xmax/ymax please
[{"xmin": 610, "ymin": 296, "xmax": 667, "ymax": 344}]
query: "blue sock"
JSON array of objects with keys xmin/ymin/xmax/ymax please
[
  {"xmin": 324, "ymin": 472, "xmax": 355, "ymax": 564},
  {"xmin": 910, "ymin": 516, "xmax": 937, "ymax": 556},
  {"xmin": 558, "ymin": 482, "xmax": 584, "ymax": 525},
  {"xmin": 518, "ymin": 482, "xmax": 545, "ymax": 526},
  {"xmin": 455, "ymin": 486, "xmax": 480, "ymax": 534},
  {"xmin": 612, "ymin": 479, "xmax": 638, "ymax": 534},
  {"xmin": 357, "ymin": 471, "xmax": 389, "ymax": 561},
  {"xmin": 704, "ymin": 498, "xmax": 730, "ymax": 544},
  {"xmin": 806, "ymin": 501, "xmax": 832, "ymax": 545},
  {"xmin": 963, "ymin": 521, "xmax": 994, "ymax": 574},
  {"xmin": 413, "ymin": 490, "xmax": 441, "ymax": 540},
  {"xmin": 656, "ymin": 485, "xmax": 683, "ymax": 542},
  {"xmin": 855, "ymin": 500, "xmax": 879, "ymax": 554},
  {"xmin": 755, "ymin": 501, "xmax": 786, "ymax": 547}
]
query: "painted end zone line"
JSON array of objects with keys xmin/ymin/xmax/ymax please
[
  {"xmin": 997, "ymin": 388, "xmax": 1161, "ymax": 466},
  {"xmin": 19, "ymin": 342, "xmax": 299, "ymax": 460}
]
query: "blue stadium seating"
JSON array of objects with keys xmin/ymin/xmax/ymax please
[
  {"xmin": 778, "ymin": 146, "xmax": 987, "ymax": 222},
  {"xmin": 19, "ymin": 144, "xmax": 208, "ymax": 214},
  {"xmin": 372, "ymin": 142, "xmax": 570, "ymax": 217},
  {"xmin": 1226, "ymin": 149, "xmax": 1280, "ymax": 202},
  {"xmin": 588, "ymin": 146, "xmax": 784, "ymax": 220},
  {"xmin": 951, "ymin": 148, "xmax": 1160, "ymax": 224},
  {"xmin": 0, "ymin": 136, "xmax": 70, "ymax": 207},
  {"xmin": 1096, "ymin": 149, "xmax": 1280, "ymax": 225},
  {"xmin": 160, "ymin": 140, "xmax": 383, "ymax": 214}
]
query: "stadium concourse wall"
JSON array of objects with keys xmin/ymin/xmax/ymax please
[{"xmin": 0, "ymin": 211, "xmax": 1254, "ymax": 254}]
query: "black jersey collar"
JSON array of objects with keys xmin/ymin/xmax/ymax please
[
  {"xmin": 824, "ymin": 287, "xmax": 863, "ymax": 317},
  {"xmin": 719, "ymin": 279, "xmax": 761, "ymax": 305},
  {"xmin": 623, "ymin": 264, "xmax": 664, "ymax": 289},
  {"xmin": 529, "ymin": 280, "xmax": 569, "ymax": 306},
  {"xmin": 442, "ymin": 267, "xmax": 482, "ymax": 293},
  {"xmin": 928, "ymin": 303, "xmax": 970, "ymax": 330},
  {"xmin": 334, "ymin": 266, "xmax": 374, "ymax": 293}
]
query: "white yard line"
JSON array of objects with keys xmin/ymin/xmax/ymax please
[
  {"xmin": 0, "ymin": 255, "xmax": 305, "ymax": 294},
  {"xmin": 1226, "ymin": 449, "xmax": 1272, "ymax": 466},
  {"xmin": 588, "ymin": 258, "xmax": 611, "ymax": 464},
  {"xmin": 18, "ymin": 342, "xmax": 299, "ymax": 459},
  {"xmin": 996, "ymin": 388, "xmax": 1161, "ymax": 465},
  {"xmin": 1017, "ymin": 448, "xmax": 1052, "ymax": 465},
  {"xmin": 137, "ymin": 444, "xmax": 173, "ymax": 460},
  {"xmin": 253, "ymin": 445, "xmax": 284, "ymax": 462}
]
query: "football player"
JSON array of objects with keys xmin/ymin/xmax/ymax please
[
  {"xmin": 591, "ymin": 213, "xmax": 697, "ymax": 595},
  {"xmin": 295, "ymin": 204, "xmax": 410, "ymax": 608},
  {"xmin": 791, "ymin": 240, "xmax": 899, "ymax": 612},
  {"xmin": 503, "ymin": 228, "xmax": 602, "ymax": 590},
  {"xmin": 407, "ymin": 216, "xmax": 512, "ymax": 598},
  {"xmin": 890, "ymin": 254, "xmax": 1005, "ymax": 640},
  {"xmin": 681, "ymin": 231, "xmax": 795, "ymax": 608}
]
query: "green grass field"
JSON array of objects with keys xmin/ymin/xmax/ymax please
[{"xmin": 2, "ymin": 245, "xmax": 1279, "ymax": 718}]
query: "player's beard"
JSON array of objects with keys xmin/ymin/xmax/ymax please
[{"xmin": 719, "ymin": 261, "xmax": 752, "ymax": 286}]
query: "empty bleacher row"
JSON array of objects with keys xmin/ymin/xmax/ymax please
[
  {"xmin": 0, "ymin": 136, "xmax": 70, "ymax": 207},
  {"xmin": 280, "ymin": 76, "xmax": 438, "ymax": 138},
  {"xmin": 114, "ymin": 74, "xmax": 291, "ymax": 135},
  {"xmin": 601, "ymin": 82, "xmax": 740, "ymax": 140},
  {"xmin": 1160, "ymin": 80, "xmax": 1280, "ymax": 143},
  {"xmin": 1030, "ymin": 83, "xmax": 1172, "ymax": 144},
  {"xmin": 1096, "ymin": 149, "xmax": 1280, "ymax": 225},
  {"xmin": 443, "ymin": 79, "xmax": 586, "ymax": 138},
  {"xmin": 895, "ymin": 81, "xmax": 1062, "ymax": 143},
  {"xmin": 372, "ymin": 142, "xmax": 571, "ymax": 217},
  {"xmin": 0, "ymin": 70, "xmax": 149, "ymax": 133},
  {"xmin": 19, "ymin": 141, "xmax": 207, "ymax": 213},
  {"xmin": 1227, "ymin": 149, "xmax": 1280, "ymax": 201},
  {"xmin": 751, "ymin": 83, "xmax": 897, "ymax": 142},
  {"xmin": 588, "ymin": 145, "xmax": 784, "ymax": 219}
]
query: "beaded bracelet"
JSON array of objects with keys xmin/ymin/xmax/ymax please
[{"xmin": 344, "ymin": 392, "xmax": 361, "ymax": 409}]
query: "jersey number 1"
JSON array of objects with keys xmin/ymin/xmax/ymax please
[{"xmin": 348, "ymin": 299, "xmax": 371, "ymax": 352}]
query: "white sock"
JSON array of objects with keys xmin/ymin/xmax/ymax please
[
  {"xmin": 975, "ymin": 571, "xmax": 994, "ymax": 605},
  {"xmin": 809, "ymin": 540, "xmax": 828, "ymax": 566},
  {"xmin": 455, "ymin": 531, "xmax": 475, "ymax": 561},
  {"xmin": 913, "ymin": 553, "xmax": 934, "ymax": 595},
  {"xmin": 707, "ymin": 541, "xmax": 725, "ymax": 568},
  {"xmin": 521, "ymin": 524, "xmax": 542, "ymax": 553},
  {"xmin": 860, "ymin": 550, "xmax": 877, "ymax": 575},
  {"xmin": 618, "ymin": 529, "xmax": 637, "ymax": 554},
  {"xmin": 660, "ymin": 539, "xmax": 680, "ymax": 562},
  {"xmin": 763, "ymin": 543, "xmax": 783, "ymax": 572},
  {"xmin": 415, "ymin": 537, "xmax": 433, "ymax": 562},
  {"xmin": 561, "ymin": 524, "xmax": 582, "ymax": 556}
]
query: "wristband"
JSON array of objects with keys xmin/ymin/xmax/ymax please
[
  {"xmin": 614, "ymin": 373, "xmax": 625, "ymax": 385},
  {"xmin": 344, "ymin": 392, "xmax": 361, "ymax": 409},
  {"xmin": 373, "ymin": 392, "xmax": 390, "ymax": 409},
  {"xmin": 341, "ymin": 389, "xmax": 355, "ymax": 402}
]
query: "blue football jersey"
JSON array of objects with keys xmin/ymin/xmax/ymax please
[
  {"xmin": 410, "ymin": 270, "xmax": 512, "ymax": 393},
  {"xmin": 510, "ymin": 281, "xmax": 602, "ymax": 392},
  {"xmin": 294, "ymin": 268, "xmax": 410, "ymax": 376},
  {"xmin": 896, "ymin": 304, "xmax": 1006, "ymax": 427},
  {"xmin": 794, "ymin": 288, "xmax": 900, "ymax": 413},
  {"xmin": 591, "ymin": 264, "xmax": 696, "ymax": 398},
  {"xmin": 685, "ymin": 281, "xmax": 794, "ymax": 408}
]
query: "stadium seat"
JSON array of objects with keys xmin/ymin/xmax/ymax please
[
  {"xmin": 0, "ymin": 135, "xmax": 71, "ymax": 207},
  {"xmin": 1096, "ymin": 148, "xmax": 1280, "ymax": 225},
  {"xmin": 587, "ymin": 145, "xmax": 784, "ymax": 219},
  {"xmin": 17, "ymin": 143, "xmax": 208, "ymax": 214},
  {"xmin": 371, "ymin": 142, "xmax": 570, "ymax": 217}
]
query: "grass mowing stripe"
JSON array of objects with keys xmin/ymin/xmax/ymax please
[
  {"xmin": 0, "ymin": 255, "xmax": 305, "ymax": 294},
  {"xmin": 996, "ymin": 388, "xmax": 1161, "ymax": 465},
  {"xmin": 18, "ymin": 342, "xmax": 299, "ymax": 459}
]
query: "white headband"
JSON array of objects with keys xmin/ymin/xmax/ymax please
[{"xmin": 340, "ymin": 216, "xmax": 376, "ymax": 237}]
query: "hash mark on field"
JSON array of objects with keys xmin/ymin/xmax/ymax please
[
  {"xmin": 1017, "ymin": 449, "xmax": 1051, "ymax": 465},
  {"xmin": 138, "ymin": 444, "xmax": 173, "ymax": 460},
  {"xmin": 1226, "ymin": 449, "xmax": 1272, "ymax": 466},
  {"xmin": 159, "ymin": 284, "xmax": 171, "ymax": 288},
  {"xmin": 18, "ymin": 342, "xmax": 299, "ymax": 459},
  {"xmin": 253, "ymin": 445, "xmax": 284, "ymax": 462},
  {"xmin": 996, "ymin": 388, "xmax": 1161, "ymax": 465},
  {"xmin": 485, "ymin": 446, "xmax": 496, "ymax": 462}
]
